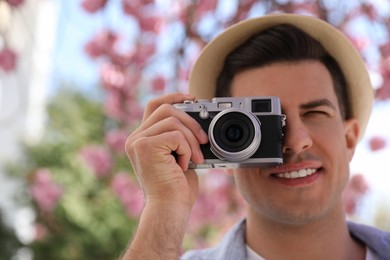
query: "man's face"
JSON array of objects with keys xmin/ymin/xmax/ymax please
[{"xmin": 230, "ymin": 61, "xmax": 359, "ymax": 225}]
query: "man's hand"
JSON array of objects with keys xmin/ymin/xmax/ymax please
[{"xmin": 122, "ymin": 93, "xmax": 208, "ymax": 259}]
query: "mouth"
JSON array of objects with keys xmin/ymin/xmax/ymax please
[
  {"xmin": 268, "ymin": 162, "xmax": 323, "ymax": 186},
  {"xmin": 273, "ymin": 168, "xmax": 319, "ymax": 179}
]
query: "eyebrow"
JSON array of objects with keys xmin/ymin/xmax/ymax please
[{"xmin": 300, "ymin": 98, "xmax": 337, "ymax": 111}]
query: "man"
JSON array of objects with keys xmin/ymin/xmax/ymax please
[{"xmin": 123, "ymin": 14, "xmax": 390, "ymax": 259}]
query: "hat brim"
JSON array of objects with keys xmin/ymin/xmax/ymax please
[{"xmin": 189, "ymin": 14, "xmax": 373, "ymax": 140}]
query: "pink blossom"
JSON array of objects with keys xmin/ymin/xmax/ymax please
[
  {"xmin": 81, "ymin": 0, "xmax": 108, "ymax": 13},
  {"xmin": 234, "ymin": 0, "xmax": 257, "ymax": 22},
  {"xmin": 104, "ymin": 88, "xmax": 144, "ymax": 124},
  {"xmin": 178, "ymin": 67, "xmax": 190, "ymax": 82},
  {"xmin": 105, "ymin": 129, "xmax": 128, "ymax": 153},
  {"xmin": 111, "ymin": 172, "xmax": 143, "ymax": 217},
  {"xmin": 100, "ymin": 63, "xmax": 126, "ymax": 89},
  {"xmin": 100, "ymin": 63, "xmax": 141, "ymax": 91},
  {"xmin": 192, "ymin": 0, "xmax": 218, "ymax": 23},
  {"xmin": 377, "ymin": 58, "xmax": 390, "ymax": 100},
  {"xmin": 104, "ymin": 89, "xmax": 123, "ymax": 121},
  {"xmin": 122, "ymin": 97, "xmax": 144, "ymax": 124},
  {"xmin": 0, "ymin": 47, "xmax": 17, "ymax": 73},
  {"xmin": 122, "ymin": 0, "xmax": 141, "ymax": 17},
  {"xmin": 361, "ymin": 3, "xmax": 378, "ymax": 20},
  {"xmin": 80, "ymin": 145, "xmax": 113, "ymax": 178},
  {"xmin": 30, "ymin": 169, "xmax": 63, "ymax": 212},
  {"xmin": 84, "ymin": 30, "xmax": 118, "ymax": 59},
  {"xmin": 141, "ymin": 0, "xmax": 154, "ymax": 4},
  {"xmin": 121, "ymin": 0, "xmax": 157, "ymax": 18},
  {"xmin": 6, "ymin": 0, "xmax": 25, "ymax": 7},
  {"xmin": 133, "ymin": 43, "xmax": 156, "ymax": 67},
  {"xmin": 197, "ymin": 0, "xmax": 218, "ymax": 14},
  {"xmin": 239, "ymin": 0, "xmax": 256, "ymax": 6},
  {"xmin": 346, "ymin": 34, "xmax": 370, "ymax": 52},
  {"xmin": 342, "ymin": 174, "xmax": 370, "ymax": 215},
  {"xmin": 369, "ymin": 136, "xmax": 387, "ymax": 151},
  {"xmin": 376, "ymin": 77, "xmax": 390, "ymax": 100},
  {"xmin": 151, "ymin": 75, "xmax": 166, "ymax": 92},
  {"xmin": 138, "ymin": 14, "xmax": 161, "ymax": 33},
  {"xmin": 382, "ymin": 57, "xmax": 390, "ymax": 73},
  {"xmin": 123, "ymin": 69, "xmax": 142, "ymax": 92},
  {"xmin": 189, "ymin": 173, "xmax": 243, "ymax": 230},
  {"xmin": 34, "ymin": 223, "xmax": 48, "ymax": 241},
  {"xmin": 380, "ymin": 42, "xmax": 390, "ymax": 57},
  {"xmin": 122, "ymin": 0, "xmax": 154, "ymax": 9},
  {"xmin": 110, "ymin": 50, "xmax": 135, "ymax": 67}
]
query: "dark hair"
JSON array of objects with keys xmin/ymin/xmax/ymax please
[{"xmin": 216, "ymin": 24, "xmax": 350, "ymax": 119}]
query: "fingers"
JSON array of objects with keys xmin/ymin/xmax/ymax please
[
  {"xmin": 161, "ymin": 130, "xmax": 193, "ymax": 171},
  {"xmin": 142, "ymin": 93, "xmax": 195, "ymax": 122},
  {"xmin": 125, "ymin": 93, "xmax": 205, "ymax": 210},
  {"xmin": 127, "ymin": 92, "xmax": 209, "ymax": 172},
  {"xmin": 130, "ymin": 130, "xmax": 192, "ymax": 172},
  {"xmin": 128, "ymin": 131, "xmax": 199, "ymax": 207},
  {"xmin": 138, "ymin": 103, "xmax": 208, "ymax": 144},
  {"xmin": 131, "ymin": 116, "xmax": 206, "ymax": 164}
]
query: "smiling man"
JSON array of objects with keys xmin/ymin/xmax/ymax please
[{"xmin": 123, "ymin": 14, "xmax": 390, "ymax": 260}]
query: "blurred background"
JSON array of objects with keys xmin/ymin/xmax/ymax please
[{"xmin": 0, "ymin": 0, "xmax": 389, "ymax": 259}]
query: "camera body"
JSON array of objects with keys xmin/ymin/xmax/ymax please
[{"xmin": 174, "ymin": 96, "xmax": 285, "ymax": 169}]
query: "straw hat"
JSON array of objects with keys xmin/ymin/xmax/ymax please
[{"xmin": 189, "ymin": 14, "xmax": 374, "ymax": 140}]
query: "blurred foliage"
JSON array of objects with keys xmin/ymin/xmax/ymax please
[
  {"xmin": 5, "ymin": 89, "xmax": 138, "ymax": 259},
  {"xmin": 19, "ymin": 92, "xmax": 105, "ymax": 171},
  {"xmin": 0, "ymin": 210, "xmax": 21, "ymax": 260}
]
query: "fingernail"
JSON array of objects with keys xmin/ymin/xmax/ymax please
[
  {"xmin": 183, "ymin": 93, "xmax": 195, "ymax": 100},
  {"xmin": 197, "ymin": 149, "xmax": 204, "ymax": 164},
  {"xmin": 199, "ymin": 129, "xmax": 208, "ymax": 143}
]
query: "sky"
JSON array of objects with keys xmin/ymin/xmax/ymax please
[{"xmin": 51, "ymin": 0, "xmax": 136, "ymax": 92}]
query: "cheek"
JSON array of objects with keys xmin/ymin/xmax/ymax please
[
  {"xmin": 309, "ymin": 119, "xmax": 347, "ymax": 151},
  {"xmin": 310, "ymin": 121, "xmax": 351, "ymax": 187}
]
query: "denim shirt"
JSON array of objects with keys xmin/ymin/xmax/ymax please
[{"xmin": 181, "ymin": 220, "xmax": 390, "ymax": 260}]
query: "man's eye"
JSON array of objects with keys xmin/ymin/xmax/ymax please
[{"xmin": 304, "ymin": 111, "xmax": 329, "ymax": 117}]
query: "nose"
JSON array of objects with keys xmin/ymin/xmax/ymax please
[{"xmin": 282, "ymin": 117, "xmax": 313, "ymax": 155}]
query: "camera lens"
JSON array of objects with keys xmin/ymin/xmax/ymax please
[
  {"xmin": 225, "ymin": 125, "xmax": 243, "ymax": 143},
  {"xmin": 216, "ymin": 114, "xmax": 252, "ymax": 152},
  {"xmin": 209, "ymin": 109, "xmax": 261, "ymax": 162}
]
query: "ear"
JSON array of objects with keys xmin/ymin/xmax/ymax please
[{"xmin": 344, "ymin": 118, "xmax": 359, "ymax": 162}]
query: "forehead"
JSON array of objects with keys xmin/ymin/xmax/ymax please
[{"xmin": 230, "ymin": 61, "xmax": 337, "ymax": 105}]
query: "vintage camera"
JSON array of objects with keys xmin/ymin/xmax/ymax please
[{"xmin": 174, "ymin": 96, "xmax": 285, "ymax": 169}]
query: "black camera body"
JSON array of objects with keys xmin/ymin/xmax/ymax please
[{"xmin": 174, "ymin": 97, "xmax": 285, "ymax": 169}]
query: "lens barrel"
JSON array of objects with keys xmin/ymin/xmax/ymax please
[{"xmin": 209, "ymin": 109, "xmax": 261, "ymax": 161}]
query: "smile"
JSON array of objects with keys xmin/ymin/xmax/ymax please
[{"xmin": 275, "ymin": 168, "xmax": 317, "ymax": 179}]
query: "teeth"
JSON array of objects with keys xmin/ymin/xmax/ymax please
[{"xmin": 276, "ymin": 169, "xmax": 317, "ymax": 179}]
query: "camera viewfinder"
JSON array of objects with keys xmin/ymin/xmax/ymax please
[{"xmin": 252, "ymin": 100, "xmax": 271, "ymax": 113}]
